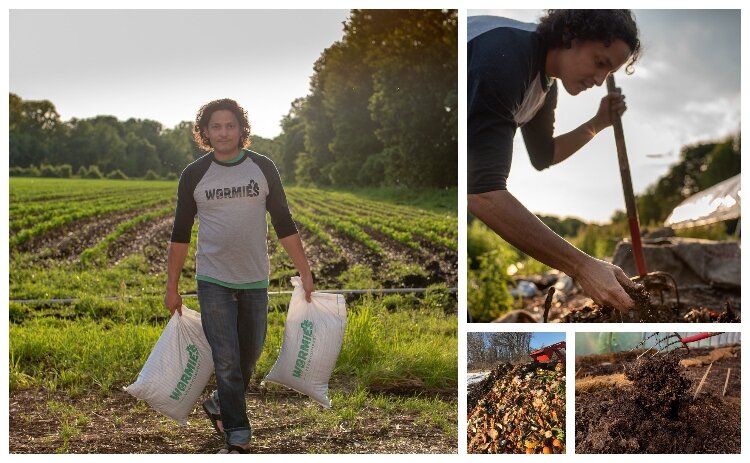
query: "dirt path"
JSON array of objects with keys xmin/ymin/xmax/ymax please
[{"xmin": 9, "ymin": 387, "xmax": 457, "ymax": 454}]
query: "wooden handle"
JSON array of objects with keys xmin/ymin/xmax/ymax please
[{"xmin": 606, "ymin": 75, "xmax": 647, "ymax": 276}]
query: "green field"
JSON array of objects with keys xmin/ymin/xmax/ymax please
[{"xmin": 9, "ymin": 177, "xmax": 458, "ymax": 453}]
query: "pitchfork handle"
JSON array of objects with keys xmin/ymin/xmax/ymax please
[
  {"xmin": 680, "ymin": 332, "xmax": 723, "ymax": 344},
  {"xmin": 606, "ymin": 75, "xmax": 647, "ymax": 277}
]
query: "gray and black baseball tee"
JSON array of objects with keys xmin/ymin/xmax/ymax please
[
  {"xmin": 468, "ymin": 15, "xmax": 558, "ymax": 194},
  {"xmin": 170, "ymin": 149, "xmax": 297, "ymax": 286}
]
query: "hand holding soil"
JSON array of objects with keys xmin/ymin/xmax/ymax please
[{"xmin": 572, "ymin": 257, "xmax": 636, "ymax": 312}]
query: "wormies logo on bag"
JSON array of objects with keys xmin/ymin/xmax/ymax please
[
  {"xmin": 170, "ymin": 344, "xmax": 200, "ymax": 401},
  {"xmin": 292, "ymin": 320, "xmax": 314, "ymax": 378}
]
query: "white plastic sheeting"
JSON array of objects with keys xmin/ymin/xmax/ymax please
[{"xmin": 664, "ymin": 174, "xmax": 741, "ymax": 228}]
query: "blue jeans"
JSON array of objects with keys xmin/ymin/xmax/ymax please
[{"xmin": 197, "ymin": 280, "xmax": 268, "ymax": 446}]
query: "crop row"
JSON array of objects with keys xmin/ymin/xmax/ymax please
[
  {"xmin": 292, "ymin": 205, "xmax": 383, "ymax": 254},
  {"xmin": 10, "ymin": 196, "xmax": 174, "ymax": 248},
  {"xmin": 290, "ymin": 195, "xmax": 456, "ymax": 250},
  {"xmin": 10, "ymin": 194, "xmax": 172, "ymax": 234},
  {"xmin": 78, "ymin": 206, "xmax": 175, "ymax": 265}
]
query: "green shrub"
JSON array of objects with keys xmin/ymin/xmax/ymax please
[
  {"xmin": 106, "ymin": 169, "xmax": 128, "ymax": 180},
  {"xmin": 143, "ymin": 169, "xmax": 160, "ymax": 180},
  {"xmin": 165, "ymin": 172, "xmax": 178, "ymax": 181},
  {"xmin": 467, "ymin": 250, "xmax": 515, "ymax": 322},
  {"xmin": 85, "ymin": 165, "xmax": 103, "ymax": 179},
  {"xmin": 39, "ymin": 164, "xmax": 58, "ymax": 178},
  {"xmin": 9, "ymin": 166, "xmax": 26, "ymax": 177},
  {"xmin": 56, "ymin": 164, "xmax": 73, "ymax": 178},
  {"xmin": 467, "ymin": 219, "xmax": 508, "ymax": 269},
  {"xmin": 76, "ymin": 166, "xmax": 89, "ymax": 178}
]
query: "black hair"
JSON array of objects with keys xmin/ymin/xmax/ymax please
[
  {"xmin": 192, "ymin": 98, "xmax": 251, "ymax": 151},
  {"xmin": 537, "ymin": 10, "xmax": 641, "ymax": 74}
]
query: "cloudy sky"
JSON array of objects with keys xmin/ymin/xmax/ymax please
[
  {"xmin": 10, "ymin": 9, "xmax": 350, "ymax": 139},
  {"xmin": 469, "ymin": 9, "xmax": 741, "ymax": 222}
]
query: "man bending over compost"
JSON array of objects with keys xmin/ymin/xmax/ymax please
[
  {"xmin": 468, "ymin": 10, "xmax": 642, "ymax": 312},
  {"xmin": 164, "ymin": 98, "xmax": 314, "ymax": 453}
]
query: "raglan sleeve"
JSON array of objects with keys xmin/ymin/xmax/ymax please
[
  {"xmin": 170, "ymin": 167, "xmax": 197, "ymax": 243},
  {"xmin": 467, "ymin": 60, "xmax": 519, "ymax": 194},
  {"xmin": 262, "ymin": 158, "xmax": 298, "ymax": 239},
  {"xmin": 521, "ymin": 80, "xmax": 557, "ymax": 171}
]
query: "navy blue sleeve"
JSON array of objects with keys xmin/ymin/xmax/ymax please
[
  {"xmin": 170, "ymin": 156, "xmax": 211, "ymax": 243},
  {"xmin": 521, "ymin": 81, "xmax": 557, "ymax": 171},
  {"xmin": 250, "ymin": 152, "xmax": 298, "ymax": 239},
  {"xmin": 467, "ymin": 28, "xmax": 534, "ymax": 194}
]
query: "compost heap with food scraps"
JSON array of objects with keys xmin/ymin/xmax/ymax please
[
  {"xmin": 576, "ymin": 353, "xmax": 741, "ymax": 453},
  {"xmin": 467, "ymin": 362, "xmax": 565, "ymax": 454}
]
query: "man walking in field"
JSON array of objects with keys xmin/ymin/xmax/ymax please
[
  {"xmin": 468, "ymin": 10, "xmax": 642, "ymax": 312},
  {"xmin": 165, "ymin": 98, "xmax": 314, "ymax": 453}
]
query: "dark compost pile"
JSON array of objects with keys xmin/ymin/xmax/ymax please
[{"xmin": 576, "ymin": 351, "xmax": 740, "ymax": 453}]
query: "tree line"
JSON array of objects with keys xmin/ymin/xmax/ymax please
[
  {"xmin": 467, "ymin": 332, "xmax": 533, "ymax": 370},
  {"xmin": 10, "ymin": 10, "xmax": 457, "ymax": 188},
  {"xmin": 636, "ymin": 135, "xmax": 741, "ymax": 226}
]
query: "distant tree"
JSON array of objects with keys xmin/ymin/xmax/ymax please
[
  {"xmin": 299, "ymin": 69, "xmax": 335, "ymax": 186},
  {"xmin": 278, "ymin": 98, "xmax": 306, "ymax": 183},
  {"xmin": 250, "ymin": 135, "xmax": 282, "ymax": 165},
  {"xmin": 358, "ymin": 10, "xmax": 458, "ymax": 187},
  {"xmin": 122, "ymin": 132, "xmax": 159, "ymax": 177},
  {"xmin": 9, "ymin": 93, "xmax": 63, "ymax": 167},
  {"xmin": 467, "ymin": 332, "xmax": 486, "ymax": 370},
  {"xmin": 699, "ymin": 137, "xmax": 740, "ymax": 189},
  {"xmin": 159, "ymin": 121, "xmax": 197, "ymax": 174}
]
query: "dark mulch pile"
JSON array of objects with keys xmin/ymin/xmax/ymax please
[{"xmin": 576, "ymin": 353, "xmax": 741, "ymax": 453}]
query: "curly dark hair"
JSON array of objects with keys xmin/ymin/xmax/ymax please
[
  {"xmin": 192, "ymin": 98, "xmax": 252, "ymax": 151},
  {"xmin": 537, "ymin": 10, "xmax": 641, "ymax": 74}
]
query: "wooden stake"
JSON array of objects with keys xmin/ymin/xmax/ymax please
[
  {"xmin": 722, "ymin": 368, "xmax": 731, "ymax": 397},
  {"xmin": 693, "ymin": 361, "xmax": 714, "ymax": 401},
  {"xmin": 543, "ymin": 287, "xmax": 554, "ymax": 323}
]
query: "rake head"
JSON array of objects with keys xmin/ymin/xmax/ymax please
[
  {"xmin": 631, "ymin": 332, "xmax": 688, "ymax": 360},
  {"xmin": 631, "ymin": 332, "xmax": 724, "ymax": 359}
]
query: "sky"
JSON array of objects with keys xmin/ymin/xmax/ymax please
[
  {"xmin": 529, "ymin": 332, "xmax": 565, "ymax": 349},
  {"xmin": 469, "ymin": 9, "xmax": 741, "ymax": 222},
  {"xmin": 473, "ymin": 331, "xmax": 565, "ymax": 350},
  {"xmin": 9, "ymin": 9, "xmax": 351, "ymax": 139}
]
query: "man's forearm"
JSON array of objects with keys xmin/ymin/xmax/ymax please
[
  {"xmin": 166, "ymin": 242, "xmax": 190, "ymax": 291},
  {"xmin": 550, "ymin": 117, "xmax": 601, "ymax": 165},
  {"xmin": 468, "ymin": 190, "xmax": 589, "ymax": 277},
  {"xmin": 279, "ymin": 234, "xmax": 312, "ymax": 278}
]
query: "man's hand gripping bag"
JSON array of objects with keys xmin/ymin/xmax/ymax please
[
  {"xmin": 264, "ymin": 277, "xmax": 347, "ymax": 407},
  {"xmin": 125, "ymin": 306, "xmax": 214, "ymax": 424}
]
